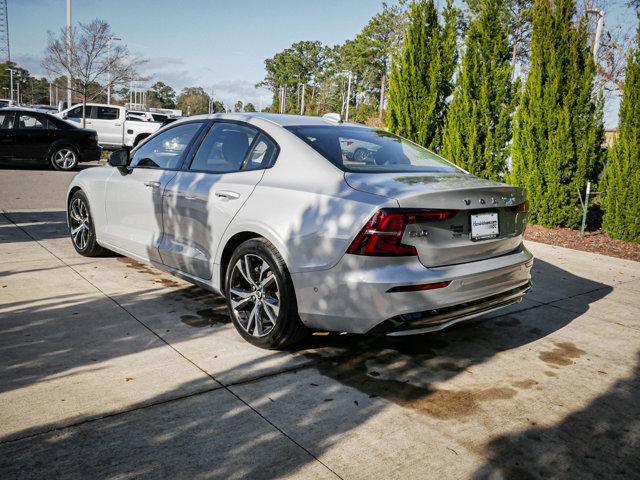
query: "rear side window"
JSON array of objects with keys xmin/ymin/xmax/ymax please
[
  {"xmin": 190, "ymin": 122, "xmax": 257, "ymax": 173},
  {"xmin": 130, "ymin": 122, "xmax": 204, "ymax": 170},
  {"xmin": 0, "ymin": 112, "xmax": 14, "ymax": 129},
  {"xmin": 244, "ymin": 134, "xmax": 277, "ymax": 170},
  {"xmin": 17, "ymin": 114, "xmax": 46, "ymax": 129},
  {"xmin": 95, "ymin": 106, "xmax": 119, "ymax": 120}
]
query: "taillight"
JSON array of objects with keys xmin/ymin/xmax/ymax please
[
  {"xmin": 510, "ymin": 201, "xmax": 529, "ymax": 214},
  {"xmin": 346, "ymin": 208, "xmax": 456, "ymax": 256}
]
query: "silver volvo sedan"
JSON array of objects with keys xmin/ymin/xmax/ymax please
[{"xmin": 67, "ymin": 113, "xmax": 533, "ymax": 349}]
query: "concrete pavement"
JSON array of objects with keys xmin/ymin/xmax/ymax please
[{"xmin": 0, "ymin": 166, "xmax": 639, "ymax": 479}]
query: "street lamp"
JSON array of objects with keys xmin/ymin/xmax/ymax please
[
  {"xmin": 5, "ymin": 68, "xmax": 14, "ymax": 101},
  {"xmin": 105, "ymin": 36, "xmax": 121, "ymax": 105},
  {"xmin": 585, "ymin": 8, "xmax": 605, "ymax": 62},
  {"xmin": 342, "ymin": 71, "xmax": 353, "ymax": 122}
]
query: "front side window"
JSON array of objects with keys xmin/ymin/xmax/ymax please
[
  {"xmin": 67, "ymin": 106, "xmax": 86, "ymax": 119},
  {"xmin": 95, "ymin": 106, "xmax": 119, "ymax": 120},
  {"xmin": 130, "ymin": 122, "xmax": 203, "ymax": 169},
  {"xmin": 285, "ymin": 125, "xmax": 460, "ymax": 174},
  {"xmin": 17, "ymin": 114, "xmax": 46, "ymax": 129},
  {"xmin": 0, "ymin": 112, "xmax": 14, "ymax": 129},
  {"xmin": 190, "ymin": 122, "xmax": 257, "ymax": 173}
]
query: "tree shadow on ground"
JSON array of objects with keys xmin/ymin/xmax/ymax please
[
  {"xmin": 473, "ymin": 352, "xmax": 640, "ymax": 480},
  {"xmin": 1, "ymin": 248, "xmax": 628, "ymax": 478}
]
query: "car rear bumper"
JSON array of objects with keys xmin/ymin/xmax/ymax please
[
  {"xmin": 291, "ymin": 244, "xmax": 534, "ymax": 334},
  {"xmin": 78, "ymin": 145, "xmax": 102, "ymax": 162}
]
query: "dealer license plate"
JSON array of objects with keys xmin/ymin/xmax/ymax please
[{"xmin": 470, "ymin": 212, "xmax": 499, "ymax": 240}]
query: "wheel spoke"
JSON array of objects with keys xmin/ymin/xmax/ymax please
[
  {"xmin": 263, "ymin": 300, "xmax": 277, "ymax": 324},
  {"xmin": 71, "ymin": 225, "xmax": 84, "ymax": 236},
  {"xmin": 235, "ymin": 259, "xmax": 252, "ymax": 285},
  {"xmin": 246, "ymin": 303, "xmax": 258, "ymax": 333},
  {"xmin": 264, "ymin": 297, "xmax": 280, "ymax": 317},
  {"xmin": 261, "ymin": 274, "xmax": 275, "ymax": 289},
  {"xmin": 253, "ymin": 304, "xmax": 263, "ymax": 336},
  {"xmin": 258, "ymin": 259, "xmax": 269, "ymax": 281},
  {"xmin": 230, "ymin": 287, "xmax": 252, "ymax": 298},
  {"xmin": 243, "ymin": 256, "xmax": 256, "ymax": 285}
]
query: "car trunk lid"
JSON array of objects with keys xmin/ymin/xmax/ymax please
[{"xmin": 345, "ymin": 172, "xmax": 528, "ymax": 267}]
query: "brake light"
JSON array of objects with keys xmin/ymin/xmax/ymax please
[
  {"xmin": 346, "ymin": 208, "xmax": 456, "ymax": 256},
  {"xmin": 510, "ymin": 201, "xmax": 529, "ymax": 214}
]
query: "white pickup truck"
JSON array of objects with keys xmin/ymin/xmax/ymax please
[{"xmin": 56, "ymin": 103, "xmax": 161, "ymax": 149}]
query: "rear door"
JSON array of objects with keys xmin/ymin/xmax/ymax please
[
  {"xmin": 160, "ymin": 121, "xmax": 277, "ymax": 280},
  {"xmin": 103, "ymin": 121, "xmax": 206, "ymax": 262},
  {"xmin": 90, "ymin": 106, "xmax": 123, "ymax": 146},
  {"xmin": 13, "ymin": 112, "xmax": 55, "ymax": 160},
  {"xmin": 0, "ymin": 111, "xmax": 15, "ymax": 158}
]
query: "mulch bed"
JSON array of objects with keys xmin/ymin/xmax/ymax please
[{"xmin": 524, "ymin": 224, "xmax": 640, "ymax": 263}]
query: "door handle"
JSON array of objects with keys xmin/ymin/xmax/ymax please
[
  {"xmin": 144, "ymin": 181, "xmax": 161, "ymax": 189},
  {"xmin": 215, "ymin": 190, "xmax": 240, "ymax": 200}
]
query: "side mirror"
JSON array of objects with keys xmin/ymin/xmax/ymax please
[
  {"xmin": 108, "ymin": 149, "xmax": 130, "ymax": 168},
  {"xmin": 61, "ymin": 114, "xmax": 68, "ymax": 119}
]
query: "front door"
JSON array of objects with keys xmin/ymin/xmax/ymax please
[
  {"xmin": 160, "ymin": 121, "xmax": 278, "ymax": 280},
  {"xmin": 90, "ymin": 105, "xmax": 123, "ymax": 147},
  {"xmin": 0, "ymin": 111, "xmax": 15, "ymax": 158},
  {"xmin": 12, "ymin": 113, "xmax": 55, "ymax": 160},
  {"xmin": 103, "ymin": 121, "xmax": 205, "ymax": 262}
]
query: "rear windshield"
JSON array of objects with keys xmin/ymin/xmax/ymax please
[{"xmin": 285, "ymin": 125, "xmax": 460, "ymax": 173}]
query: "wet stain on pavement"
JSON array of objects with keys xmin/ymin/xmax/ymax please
[
  {"xmin": 539, "ymin": 342, "xmax": 586, "ymax": 366},
  {"xmin": 117, "ymin": 257, "xmax": 156, "ymax": 275},
  {"xmin": 513, "ymin": 379, "xmax": 538, "ymax": 389},
  {"xmin": 304, "ymin": 335, "xmax": 518, "ymax": 419}
]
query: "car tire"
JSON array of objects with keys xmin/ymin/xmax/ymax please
[
  {"xmin": 225, "ymin": 238, "xmax": 309, "ymax": 349},
  {"xmin": 51, "ymin": 146, "xmax": 79, "ymax": 171},
  {"xmin": 68, "ymin": 190, "xmax": 107, "ymax": 257}
]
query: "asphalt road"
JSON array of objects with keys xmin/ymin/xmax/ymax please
[
  {"xmin": 1, "ymin": 163, "xmax": 639, "ymax": 479},
  {"xmin": 0, "ymin": 161, "xmax": 102, "ymax": 210}
]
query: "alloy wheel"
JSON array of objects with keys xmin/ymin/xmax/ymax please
[
  {"xmin": 53, "ymin": 148, "xmax": 76, "ymax": 170},
  {"xmin": 229, "ymin": 254, "xmax": 280, "ymax": 337},
  {"xmin": 69, "ymin": 197, "xmax": 90, "ymax": 250}
]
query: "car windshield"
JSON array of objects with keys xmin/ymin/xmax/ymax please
[{"xmin": 285, "ymin": 125, "xmax": 460, "ymax": 173}]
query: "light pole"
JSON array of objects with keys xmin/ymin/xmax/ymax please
[
  {"xmin": 6, "ymin": 67, "xmax": 13, "ymax": 101},
  {"xmin": 586, "ymin": 8, "xmax": 605, "ymax": 62},
  {"xmin": 343, "ymin": 71, "xmax": 352, "ymax": 122},
  {"xmin": 66, "ymin": 0, "xmax": 72, "ymax": 108},
  {"xmin": 106, "ymin": 36, "xmax": 121, "ymax": 105}
]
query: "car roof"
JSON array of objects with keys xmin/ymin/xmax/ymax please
[
  {"xmin": 182, "ymin": 112, "xmax": 369, "ymax": 129},
  {"xmin": 1, "ymin": 107, "xmax": 53, "ymax": 114}
]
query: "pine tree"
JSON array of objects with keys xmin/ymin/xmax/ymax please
[
  {"xmin": 442, "ymin": 0, "xmax": 518, "ymax": 181},
  {"xmin": 602, "ymin": 24, "xmax": 640, "ymax": 242},
  {"xmin": 386, "ymin": 0, "xmax": 457, "ymax": 151},
  {"xmin": 509, "ymin": 0, "xmax": 602, "ymax": 228}
]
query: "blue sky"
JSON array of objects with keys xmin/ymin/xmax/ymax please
[
  {"xmin": 8, "ymin": 0, "xmax": 638, "ymax": 126},
  {"xmin": 9, "ymin": 0, "xmax": 397, "ymax": 108}
]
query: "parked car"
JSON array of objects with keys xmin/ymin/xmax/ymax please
[
  {"xmin": 66, "ymin": 113, "xmax": 533, "ymax": 349},
  {"xmin": 0, "ymin": 98, "xmax": 17, "ymax": 108},
  {"xmin": 128, "ymin": 110, "xmax": 170, "ymax": 123},
  {"xmin": 32, "ymin": 105, "xmax": 60, "ymax": 114},
  {"xmin": 56, "ymin": 103, "xmax": 161, "ymax": 149},
  {"xmin": 0, "ymin": 108, "xmax": 101, "ymax": 170}
]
